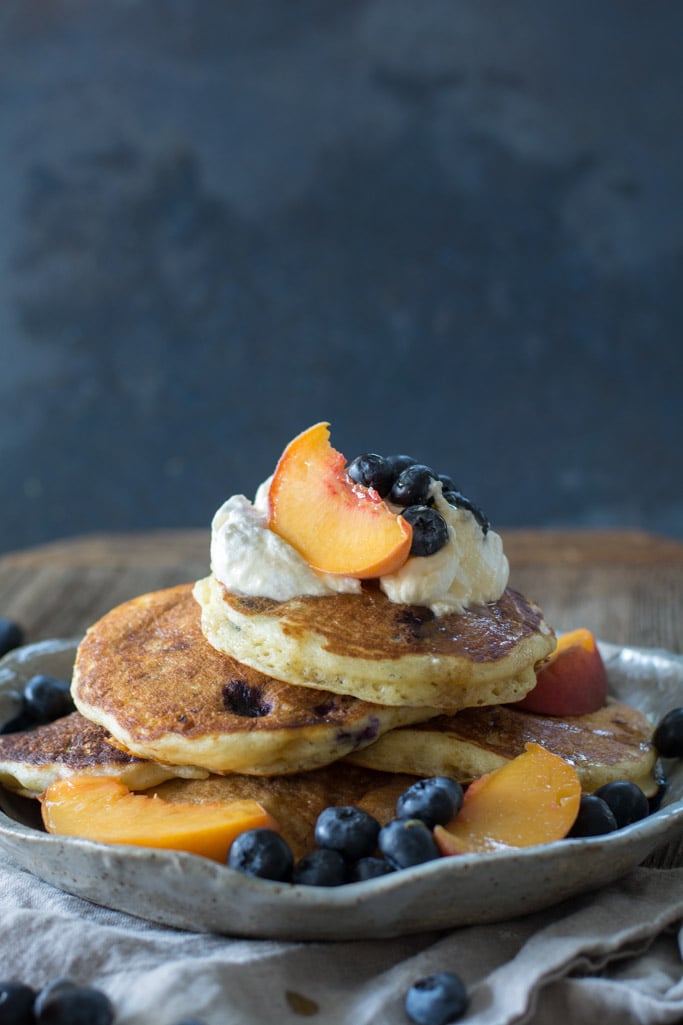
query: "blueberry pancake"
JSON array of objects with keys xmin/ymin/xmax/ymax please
[
  {"xmin": 346, "ymin": 700, "xmax": 658, "ymax": 796},
  {"xmin": 0, "ymin": 712, "xmax": 202, "ymax": 798},
  {"xmin": 71, "ymin": 584, "xmax": 437, "ymax": 775},
  {"xmin": 194, "ymin": 573, "xmax": 554, "ymax": 710}
]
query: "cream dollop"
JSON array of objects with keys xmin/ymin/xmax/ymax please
[{"xmin": 210, "ymin": 479, "xmax": 509, "ymax": 614}]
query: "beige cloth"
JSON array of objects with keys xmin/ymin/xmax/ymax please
[{"xmin": 1, "ymin": 852, "xmax": 683, "ymax": 1025}]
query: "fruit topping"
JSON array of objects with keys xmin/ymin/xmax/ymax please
[
  {"xmin": 0, "ymin": 618, "xmax": 23, "ymax": 658},
  {"xmin": 389, "ymin": 464, "xmax": 437, "ymax": 507},
  {"xmin": 512, "ymin": 627, "xmax": 608, "ymax": 717},
  {"xmin": 593, "ymin": 780, "xmax": 649, "ymax": 828},
  {"xmin": 268, "ymin": 422, "xmax": 412, "ymax": 578},
  {"xmin": 434, "ymin": 743, "xmax": 582, "ymax": 855},
  {"xmin": 396, "ymin": 777, "xmax": 464, "ymax": 828},
  {"xmin": 292, "ymin": 848, "xmax": 347, "ymax": 886},
  {"xmin": 1, "ymin": 673, "xmax": 75, "ymax": 734},
  {"xmin": 346, "ymin": 453, "xmax": 394, "ymax": 498},
  {"xmin": 41, "ymin": 777, "xmax": 277, "ymax": 863},
  {"xmin": 567, "ymin": 794, "xmax": 618, "ymax": 837},
  {"xmin": 405, "ymin": 971, "xmax": 469, "ymax": 1025},
  {"xmin": 653, "ymin": 707, "xmax": 683, "ymax": 758},
  {"xmin": 442, "ymin": 490, "xmax": 490, "ymax": 534},
  {"xmin": 401, "ymin": 506, "xmax": 449, "ymax": 557},
  {"xmin": 377, "ymin": 817, "xmax": 442, "ymax": 869},
  {"xmin": 349, "ymin": 857, "xmax": 395, "ymax": 881},
  {"xmin": 314, "ymin": 805, "xmax": 380, "ymax": 861},
  {"xmin": 228, "ymin": 827, "xmax": 294, "ymax": 881}
]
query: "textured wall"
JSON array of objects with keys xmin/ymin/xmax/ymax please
[{"xmin": 1, "ymin": 1, "xmax": 681, "ymax": 553}]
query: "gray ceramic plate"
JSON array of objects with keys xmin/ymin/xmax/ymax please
[{"xmin": 0, "ymin": 638, "xmax": 681, "ymax": 941}]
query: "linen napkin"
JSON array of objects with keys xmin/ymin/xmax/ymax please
[{"xmin": 1, "ymin": 850, "xmax": 683, "ymax": 1025}]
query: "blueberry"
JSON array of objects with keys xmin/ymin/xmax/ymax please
[
  {"xmin": 170, "ymin": 1019, "xmax": 208, "ymax": 1025},
  {"xmin": 292, "ymin": 848, "xmax": 347, "ymax": 886},
  {"xmin": 442, "ymin": 490, "xmax": 490, "ymax": 534},
  {"xmin": 346, "ymin": 454, "xmax": 394, "ymax": 498},
  {"xmin": 349, "ymin": 857, "xmax": 395, "ymax": 881},
  {"xmin": 653, "ymin": 708, "xmax": 683, "ymax": 758},
  {"xmin": 389, "ymin": 465, "xmax": 437, "ymax": 507},
  {"xmin": 0, "ymin": 710, "xmax": 38, "ymax": 735},
  {"xmin": 227, "ymin": 828, "xmax": 293, "ymax": 881},
  {"xmin": 594, "ymin": 781, "xmax": 649, "ymax": 829},
  {"xmin": 385, "ymin": 454, "xmax": 418, "ymax": 480},
  {"xmin": 401, "ymin": 506, "xmax": 449, "ymax": 557},
  {"xmin": 396, "ymin": 778, "xmax": 464, "ymax": 828},
  {"xmin": 378, "ymin": 818, "xmax": 441, "ymax": 869},
  {"xmin": 314, "ymin": 805, "xmax": 380, "ymax": 860},
  {"xmin": 567, "ymin": 795, "xmax": 618, "ymax": 837},
  {"xmin": 405, "ymin": 971, "xmax": 468, "ymax": 1025},
  {"xmin": 0, "ymin": 620, "xmax": 23, "ymax": 659},
  {"xmin": 0, "ymin": 979, "xmax": 36, "ymax": 1025},
  {"xmin": 436, "ymin": 473, "xmax": 458, "ymax": 493},
  {"xmin": 22, "ymin": 675, "xmax": 75, "ymax": 724},
  {"xmin": 35, "ymin": 981, "xmax": 114, "ymax": 1025}
]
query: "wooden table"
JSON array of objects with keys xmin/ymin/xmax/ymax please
[{"xmin": 1, "ymin": 529, "xmax": 682, "ymax": 653}]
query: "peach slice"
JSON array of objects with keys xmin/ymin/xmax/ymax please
[
  {"xmin": 513, "ymin": 628, "xmax": 608, "ymax": 717},
  {"xmin": 41, "ymin": 776, "xmax": 278, "ymax": 863},
  {"xmin": 268, "ymin": 422, "xmax": 412, "ymax": 578},
  {"xmin": 434, "ymin": 743, "xmax": 581, "ymax": 855}
]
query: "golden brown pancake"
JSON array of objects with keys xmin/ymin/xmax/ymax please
[
  {"xmin": 71, "ymin": 584, "xmax": 437, "ymax": 775},
  {"xmin": 347, "ymin": 699, "xmax": 659, "ymax": 796},
  {"xmin": 0, "ymin": 712, "xmax": 203, "ymax": 798},
  {"xmin": 194, "ymin": 574, "xmax": 555, "ymax": 708},
  {"xmin": 153, "ymin": 762, "xmax": 420, "ymax": 860}
]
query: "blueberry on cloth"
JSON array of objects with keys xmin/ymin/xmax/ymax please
[
  {"xmin": 405, "ymin": 971, "xmax": 469, "ymax": 1025},
  {"xmin": 349, "ymin": 857, "xmax": 395, "ymax": 881},
  {"xmin": 314, "ymin": 805, "xmax": 380, "ymax": 860},
  {"xmin": 22, "ymin": 675, "xmax": 75, "ymax": 724},
  {"xmin": 378, "ymin": 818, "xmax": 441, "ymax": 869},
  {"xmin": 389, "ymin": 465, "xmax": 437, "ymax": 507},
  {"xmin": 34, "ymin": 981, "xmax": 114, "ymax": 1025},
  {"xmin": 227, "ymin": 828, "xmax": 293, "ymax": 881},
  {"xmin": 292, "ymin": 848, "xmax": 347, "ymax": 886},
  {"xmin": 346, "ymin": 454, "xmax": 394, "ymax": 498},
  {"xmin": 594, "ymin": 781, "xmax": 649, "ymax": 829},
  {"xmin": 401, "ymin": 506, "xmax": 449, "ymax": 557},
  {"xmin": 396, "ymin": 777, "xmax": 464, "ymax": 828},
  {"xmin": 0, "ymin": 620, "xmax": 23, "ymax": 659},
  {"xmin": 653, "ymin": 708, "xmax": 683, "ymax": 758},
  {"xmin": 0, "ymin": 979, "xmax": 36, "ymax": 1025},
  {"xmin": 567, "ymin": 795, "xmax": 618, "ymax": 837}
]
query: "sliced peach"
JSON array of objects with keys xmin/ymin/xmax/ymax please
[
  {"xmin": 434, "ymin": 743, "xmax": 581, "ymax": 855},
  {"xmin": 41, "ymin": 776, "xmax": 278, "ymax": 863},
  {"xmin": 268, "ymin": 422, "xmax": 412, "ymax": 578},
  {"xmin": 513, "ymin": 628, "xmax": 608, "ymax": 717}
]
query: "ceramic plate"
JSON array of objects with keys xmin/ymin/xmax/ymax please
[{"xmin": 0, "ymin": 638, "xmax": 681, "ymax": 941}]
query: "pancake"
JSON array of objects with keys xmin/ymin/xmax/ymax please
[
  {"xmin": 194, "ymin": 574, "xmax": 555, "ymax": 709},
  {"xmin": 346, "ymin": 700, "xmax": 659, "ymax": 796},
  {"xmin": 152, "ymin": 762, "xmax": 421, "ymax": 860},
  {"xmin": 0, "ymin": 712, "xmax": 203, "ymax": 798},
  {"xmin": 71, "ymin": 584, "xmax": 437, "ymax": 776}
]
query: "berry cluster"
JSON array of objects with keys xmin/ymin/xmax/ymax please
[
  {"xmin": 228, "ymin": 776, "xmax": 464, "ymax": 886},
  {"xmin": 1, "ymin": 674, "xmax": 75, "ymax": 735},
  {"xmin": 346, "ymin": 452, "xmax": 490, "ymax": 559}
]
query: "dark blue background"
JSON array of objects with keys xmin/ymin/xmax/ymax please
[{"xmin": 1, "ymin": 1, "xmax": 681, "ymax": 553}]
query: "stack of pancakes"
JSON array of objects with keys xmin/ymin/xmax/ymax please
[{"xmin": 0, "ymin": 567, "xmax": 658, "ymax": 856}]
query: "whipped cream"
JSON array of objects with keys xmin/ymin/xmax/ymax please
[{"xmin": 210, "ymin": 478, "xmax": 509, "ymax": 615}]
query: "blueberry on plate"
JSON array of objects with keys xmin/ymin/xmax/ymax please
[
  {"xmin": 396, "ymin": 777, "xmax": 464, "ymax": 828},
  {"xmin": 405, "ymin": 971, "xmax": 468, "ymax": 1025},
  {"xmin": 22, "ymin": 675, "xmax": 75, "ymax": 725},
  {"xmin": 389, "ymin": 465, "xmax": 437, "ymax": 508},
  {"xmin": 0, "ymin": 619, "xmax": 23, "ymax": 659},
  {"xmin": 34, "ymin": 980, "xmax": 114, "ymax": 1025},
  {"xmin": 348, "ymin": 857, "xmax": 395, "ymax": 882},
  {"xmin": 567, "ymin": 795, "xmax": 618, "ymax": 837},
  {"xmin": 314, "ymin": 805, "xmax": 380, "ymax": 861},
  {"xmin": 378, "ymin": 818, "xmax": 441, "ymax": 869},
  {"xmin": 346, "ymin": 453, "xmax": 394, "ymax": 498},
  {"xmin": 401, "ymin": 506, "xmax": 449, "ymax": 557},
  {"xmin": 594, "ymin": 781, "xmax": 649, "ymax": 829},
  {"xmin": 653, "ymin": 708, "xmax": 683, "ymax": 759},
  {"xmin": 227, "ymin": 828, "xmax": 293, "ymax": 881},
  {"xmin": 0, "ymin": 979, "xmax": 37, "ymax": 1025},
  {"xmin": 292, "ymin": 848, "xmax": 347, "ymax": 886}
]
